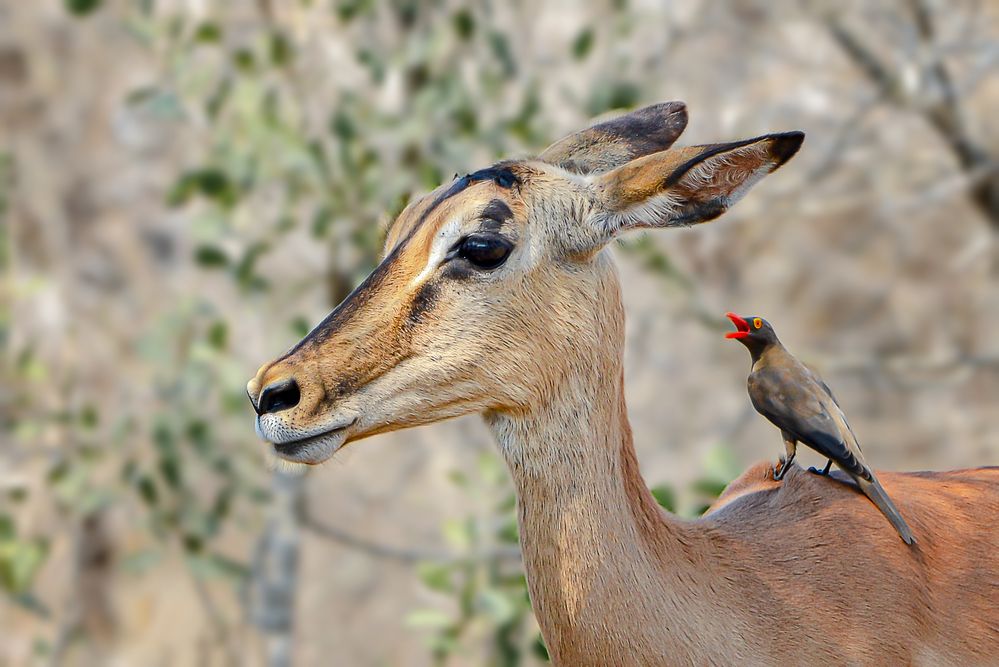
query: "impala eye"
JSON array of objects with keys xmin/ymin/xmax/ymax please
[{"xmin": 455, "ymin": 233, "xmax": 513, "ymax": 270}]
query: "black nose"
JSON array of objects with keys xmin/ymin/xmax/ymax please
[{"xmin": 256, "ymin": 378, "xmax": 301, "ymax": 415}]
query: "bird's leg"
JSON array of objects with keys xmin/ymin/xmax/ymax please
[
  {"xmin": 773, "ymin": 434, "xmax": 797, "ymax": 481},
  {"xmin": 808, "ymin": 459, "xmax": 833, "ymax": 476}
]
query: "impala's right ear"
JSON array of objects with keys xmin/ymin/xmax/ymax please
[
  {"xmin": 539, "ymin": 102, "xmax": 688, "ymax": 175},
  {"xmin": 584, "ymin": 131, "xmax": 804, "ymax": 245}
]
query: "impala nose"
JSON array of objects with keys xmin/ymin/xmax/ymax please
[{"xmin": 254, "ymin": 378, "xmax": 301, "ymax": 415}]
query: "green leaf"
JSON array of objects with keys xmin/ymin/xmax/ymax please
[
  {"xmin": 487, "ymin": 31, "xmax": 516, "ymax": 78},
  {"xmin": 0, "ymin": 538, "xmax": 49, "ymax": 595},
  {"xmin": 533, "ymin": 635, "xmax": 551, "ymax": 661},
  {"xmin": 210, "ymin": 488, "xmax": 232, "ymax": 524},
  {"xmin": 417, "ymin": 563, "xmax": 453, "ymax": 593},
  {"xmin": 701, "ymin": 444, "xmax": 741, "ymax": 485},
  {"xmin": 329, "ymin": 110, "xmax": 356, "ymax": 141},
  {"xmin": 404, "ymin": 608, "xmax": 453, "ymax": 629},
  {"xmin": 194, "ymin": 245, "xmax": 229, "ymax": 268},
  {"xmin": 588, "ymin": 80, "xmax": 641, "ymax": 116},
  {"xmin": 452, "ymin": 10, "xmax": 475, "ymax": 40},
  {"xmin": 442, "ymin": 518, "xmax": 473, "ymax": 551},
  {"xmin": 168, "ymin": 168, "xmax": 237, "ymax": 208},
  {"xmin": 336, "ymin": 0, "xmax": 373, "ymax": 22},
  {"xmin": 64, "ymin": 0, "xmax": 102, "ymax": 16},
  {"xmin": 650, "ymin": 484, "xmax": 676, "ymax": 512},
  {"xmin": 182, "ymin": 533, "xmax": 204, "ymax": 553},
  {"xmin": 79, "ymin": 404, "xmax": 98, "ymax": 429},
  {"xmin": 187, "ymin": 553, "xmax": 249, "ymax": 581},
  {"xmin": 571, "ymin": 27, "xmax": 594, "ymax": 60},
  {"xmin": 495, "ymin": 492, "xmax": 516, "ymax": 513},
  {"xmin": 235, "ymin": 241, "xmax": 270, "ymax": 289},
  {"xmin": 692, "ymin": 478, "xmax": 728, "ymax": 499},
  {"xmin": 446, "ymin": 470, "xmax": 468, "ymax": 488},
  {"xmin": 153, "ymin": 422, "xmax": 175, "ymax": 453},
  {"xmin": 136, "ymin": 475, "xmax": 158, "ymax": 507},
  {"xmin": 120, "ymin": 548, "xmax": 163, "ymax": 575},
  {"xmin": 289, "ymin": 316, "xmax": 311, "ymax": 338},
  {"xmin": 498, "ymin": 517, "xmax": 519, "ymax": 545},
  {"xmin": 158, "ymin": 455, "xmax": 182, "ymax": 491},
  {"xmin": 125, "ymin": 87, "xmax": 185, "ymax": 121},
  {"xmin": 193, "ymin": 22, "xmax": 221, "ymax": 44},
  {"xmin": 0, "ymin": 514, "xmax": 13, "ymax": 540},
  {"xmin": 476, "ymin": 451, "xmax": 502, "ymax": 485},
  {"xmin": 478, "ymin": 588, "xmax": 516, "ymax": 624},
  {"xmin": 205, "ymin": 77, "xmax": 231, "ymax": 120},
  {"xmin": 269, "ymin": 31, "xmax": 293, "ymax": 66},
  {"xmin": 207, "ymin": 320, "xmax": 228, "ymax": 350},
  {"xmin": 232, "ymin": 48, "xmax": 256, "ymax": 72},
  {"xmin": 46, "ymin": 460, "xmax": 70, "ymax": 485},
  {"xmin": 186, "ymin": 419, "xmax": 211, "ymax": 453},
  {"xmin": 311, "ymin": 207, "xmax": 333, "ymax": 239}
]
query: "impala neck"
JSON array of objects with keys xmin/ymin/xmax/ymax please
[{"xmin": 485, "ymin": 338, "xmax": 712, "ymax": 662}]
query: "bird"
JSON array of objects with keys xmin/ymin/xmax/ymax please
[{"xmin": 724, "ymin": 312, "xmax": 916, "ymax": 545}]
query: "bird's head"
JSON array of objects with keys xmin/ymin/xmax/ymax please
[{"xmin": 725, "ymin": 312, "xmax": 779, "ymax": 354}]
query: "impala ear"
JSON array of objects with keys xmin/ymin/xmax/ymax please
[
  {"xmin": 539, "ymin": 102, "xmax": 688, "ymax": 175},
  {"xmin": 586, "ymin": 131, "xmax": 804, "ymax": 241}
]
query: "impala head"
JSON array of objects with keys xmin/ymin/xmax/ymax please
[{"xmin": 247, "ymin": 102, "xmax": 803, "ymax": 463}]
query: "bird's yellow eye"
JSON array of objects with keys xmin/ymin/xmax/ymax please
[{"xmin": 753, "ymin": 318, "xmax": 762, "ymax": 329}]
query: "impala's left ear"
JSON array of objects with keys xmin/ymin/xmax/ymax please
[
  {"xmin": 586, "ymin": 131, "xmax": 804, "ymax": 243},
  {"xmin": 540, "ymin": 101, "xmax": 688, "ymax": 175}
]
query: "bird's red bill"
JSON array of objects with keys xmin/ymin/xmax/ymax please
[{"xmin": 725, "ymin": 312, "xmax": 750, "ymax": 339}]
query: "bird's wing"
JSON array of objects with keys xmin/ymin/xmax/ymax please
[
  {"xmin": 806, "ymin": 367, "xmax": 864, "ymax": 454},
  {"xmin": 813, "ymin": 373, "xmax": 840, "ymax": 406},
  {"xmin": 749, "ymin": 367, "xmax": 869, "ymax": 479}
]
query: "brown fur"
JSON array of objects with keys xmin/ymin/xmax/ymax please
[
  {"xmin": 247, "ymin": 102, "xmax": 999, "ymax": 665},
  {"xmin": 539, "ymin": 101, "xmax": 688, "ymax": 174}
]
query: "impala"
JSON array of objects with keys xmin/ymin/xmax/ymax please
[{"xmin": 247, "ymin": 102, "xmax": 999, "ymax": 665}]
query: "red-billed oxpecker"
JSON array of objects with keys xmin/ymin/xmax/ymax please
[{"xmin": 725, "ymin": 313, "xmax": 916, "ymax": 545}]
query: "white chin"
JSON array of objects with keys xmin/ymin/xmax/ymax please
[{"xmin": 270, "ymin": 430, "xmax": 346, "ymax": 465}]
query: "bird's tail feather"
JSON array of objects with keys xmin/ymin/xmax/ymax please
[{"xmin": 857, "ymin": 476, "xmax": 916, "ymax": 545}]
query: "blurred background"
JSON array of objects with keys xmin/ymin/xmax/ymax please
[{"xmin": 1, "ymin": 0, "xmax": 996, "ymax": 665}]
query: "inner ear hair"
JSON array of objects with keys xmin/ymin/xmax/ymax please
[{"xmin": 594, "ymin": 131, "xmax": 804, "ymax": 234}]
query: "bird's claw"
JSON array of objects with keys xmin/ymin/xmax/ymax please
[
  {"xmin": 773, "ymin": 459, "xmax": 789, "ymax": 481},
  {"xmin": 808, "ymin": 460, "xmax": 833, "ymax": 476}
]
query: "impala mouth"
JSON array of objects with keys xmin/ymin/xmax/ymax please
[
  {"xmin": 725, "ymin": 312, "xmax": 750, "ymax": 339},
  {"xmin": 265, "ymin": 419, "xmax": 358, "ymax": 465}
]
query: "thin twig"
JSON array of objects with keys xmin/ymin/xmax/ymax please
[
  {"xmin": 822, "ymin": 3, "xmax": 999, "ymax": 231},
  {"xmin": 300, "ymin": 510, "xmax": 521, "ymax": 565},
  {"xmin": 188, "ymin": 568, "xmax": 240, "ymax": 667}
]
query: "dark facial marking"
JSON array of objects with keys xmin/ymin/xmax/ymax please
[
  {"xmin": 481, "ymin": 199, "xmax": 514, "ymax": 230},
  {"xmin": 311, "ymin": 373, "xmax": 358, "ymax": 417},
  {"xmin": 410, "ymin": 165, "xmax": 519, "ymax": 237},
  {"xmin": 407, "ymin": 280, "xmax": 438, "ymax": 325},
  {"xmin": 285, "ymin": 166, "xmax": 518, "ymax": 362}
]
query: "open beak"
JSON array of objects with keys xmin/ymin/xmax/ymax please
[{"xmin": 725, "ymin": 312, "xmax": 750, "ymax": 339}]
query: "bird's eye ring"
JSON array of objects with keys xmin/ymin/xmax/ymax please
[{"xmin": 753, "ymin": 318, "xmax": 763, "ymax": 329}]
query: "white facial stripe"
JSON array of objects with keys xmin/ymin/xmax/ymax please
[{"xmin": 411, "ymin": 217, "xmax": 464, "ymax": 287}]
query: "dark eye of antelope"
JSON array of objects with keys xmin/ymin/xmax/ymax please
[{"xmin": 453, "ymin": 233, "xmax": 513, "ymax": 270}]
